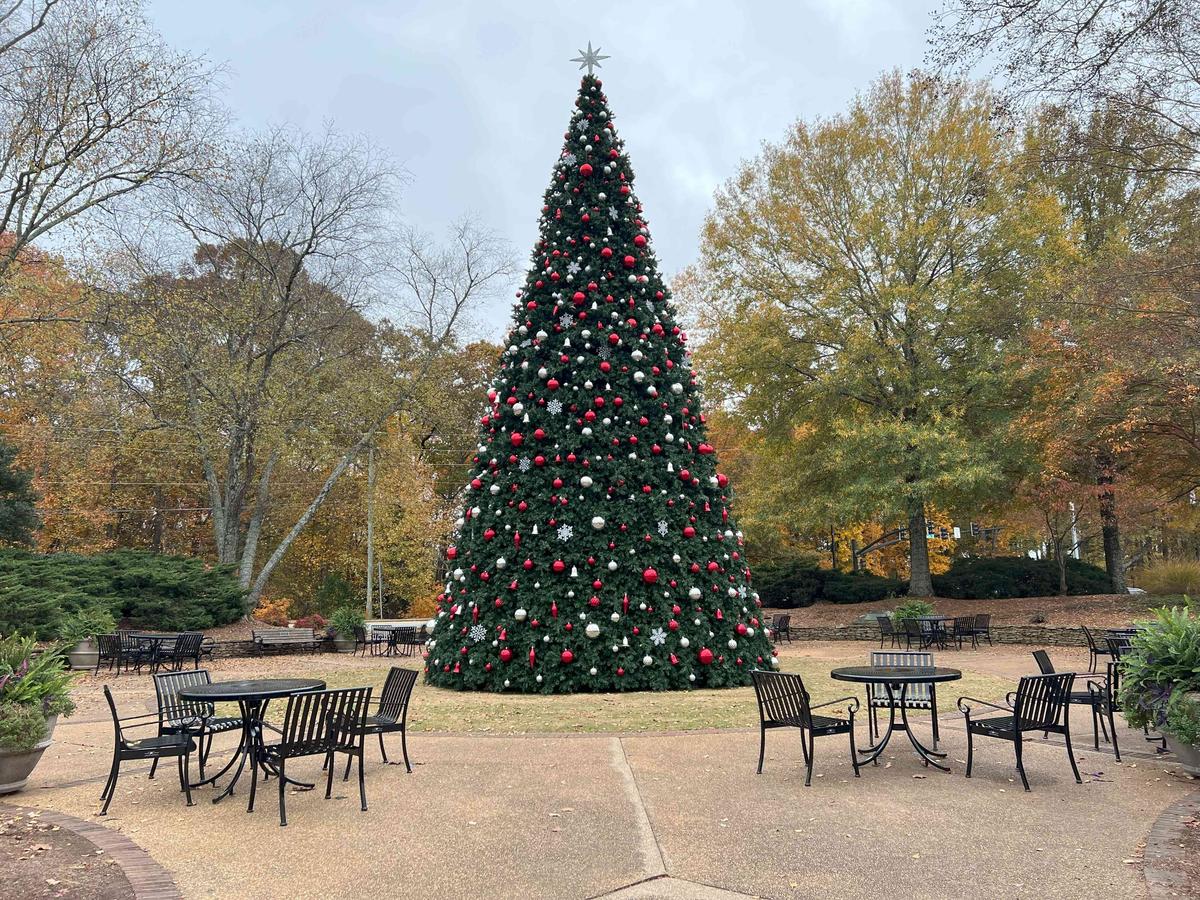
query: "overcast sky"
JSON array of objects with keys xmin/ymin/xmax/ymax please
[{"xmin": 148, "ymin": 0, "xmax": 939, "ymax": 338}]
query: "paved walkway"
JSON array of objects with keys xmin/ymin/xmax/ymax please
[{"xmin": 13, "ymin": 647, "xmax": 1199, "ymax": 899}]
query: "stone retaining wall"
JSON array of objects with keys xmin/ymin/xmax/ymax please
[{"xmin": 785, "ymin": 624, "xmax": 1087, "ymax": 647}]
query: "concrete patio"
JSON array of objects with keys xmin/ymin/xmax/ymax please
[{"xmin": 6, "ymin": 644, "xmax": 1196, "ymax": 899}]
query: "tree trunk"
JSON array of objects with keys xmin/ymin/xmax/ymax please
[
  {"xmin": 907, "ymin": 501, "xmax": 934, "ymax": 596},
  {"xmin": 1096, "ymin": 450, "xmax": 1126, "ymax": 593},
  {"xmin": 1057, "ymin": 553, "xmax": 1068, "ymax": 595}
]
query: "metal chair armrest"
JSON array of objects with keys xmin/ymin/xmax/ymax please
[
  {"xmin": 811, "ymin": 695, "xmax": 860, "ymax": 714},
  {"xmin": 957, "ymin": 695, "xmax": 1011, "ymax": 714}
]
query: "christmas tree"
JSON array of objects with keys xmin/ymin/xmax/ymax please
[{"xmin": 424, "ymin": 56, "xmax": 776, "ymax": 693}]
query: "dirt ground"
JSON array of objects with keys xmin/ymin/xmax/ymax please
[
  {"xmin": 775, "ymin": 593, "xmax": 1161, "ymax": 627},
  {"xmin": 0, "ymin": 808, "xmax": 133, "ymax": 899}
]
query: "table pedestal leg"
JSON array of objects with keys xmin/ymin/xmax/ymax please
[
  {"xmin": 899, "ymin": 699, "xmax": 951, "ymax": 771},
  {"xmin": 211, "ymin": 699, "xmax": 258, "ymax": 803},
  {"xmin": 856, "ymin": 683, "xmax": 898, "ymax": 765}
]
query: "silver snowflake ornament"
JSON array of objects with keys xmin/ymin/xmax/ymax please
[
  {"xmin": 657, "ymin": 520, "xmax": 669, "ymax": 536},
  {"xmin": 608, "ymin": 206, "xmax": 619, "ymax": 220},
  {"xmin": 558, "ymin": 314, "xmax": 574, "ymax": 329},
  {"xmin": 562, "ymin": 152, "xmax": 577, "ymax": 166},
  {"xmin": 598, "ymin": 346, "xmax": 612, "ymax": 360},
  {"xmin": 566, "ymin": 259, "xmax": 581, "ymax": 275},
  {"xmin": 650, "ymin": 627, "xmax": 667, "ymax": 646},
  {"xmin": 518, "ymin": 456, "xmax": 532, "ymax": 472},
  {"xmin": 469, "ymin": 624, "xmax": 486, "ymax": 643},
  {"xmin": 547, "ymin": 399, "xmax": 563, "ymax": 415},
  {"xmin": 557, "ymin": 524, "xmax": 574, "ymax": 542}
]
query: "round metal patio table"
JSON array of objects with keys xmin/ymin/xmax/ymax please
[
  {"xmin": 178, "ymin": 678, "xmax": 325, "ymax": 806},
  {"xmin": 831, "ymin": 665, "xmax": 962, "ymax": 772}
]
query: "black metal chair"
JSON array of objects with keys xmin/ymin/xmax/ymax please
[
  {"xmin": 341, "ymin": 666, "xmax": 417, "ymax": 778},
  {"xmin": 150, "ymin": 669, "xmax": 243, "ymax": 780},
  {"xmin": 865, "ymin": 650, "xmax": 940, "ymax": 746},
  {"xmin": 254, "ymin": 686, "xmax": 372, "ymax": 826},
  {"xmin": 771, "ymin": 614, "xmax": 793, "ymax": 644},
  {"xmin": 958, "ymin": 672, "xmax": 1081, "ymax": 791},
  {"xmin": 163, "ymin": 632, "xmax": 204, "ymax": 671},
  {"xmin": 94, "ymin": 634, "xmax": 123, "ymax": 675},
  {"xmin": 100, "ymin": 685, "xmax": 195, "ymax": 815},
  {"xmin": 1107, "ymin": 636, "xmax": 1167, "ymax": 752},
  {"xmin": 1081, "ymin": 626, "xmax": 1113, "ymax": 674},
  {"xmin": 876, "ymin": 616, "xmax": 901, "ymax": 649},
  {"xmin": 751, "ymin": 670, "xmax": 860, "ymax": 787},
  {"xmin": 1032, "ymin": 650, "xmax": 1119, "ymax": 760},
  {"xmin": 973, "ymin": 613, "xmax": 993, "ymax": 646},
  {"xmin": 899, "ymin": 618, "xmax": 926, "ymax": 650},
  {"xmin": 117, "ymin": 630, "xmax": 154, "ymax": 673},
  {"xmin": 352, "ymin": 625, "xmax": 373, "ymax": 657},
  {"xmin": 950, "ymin": 616, "xmax": 978, "ymax": 650}
]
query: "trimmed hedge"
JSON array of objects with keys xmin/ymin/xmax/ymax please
[
  {"xmin": 754, "ymin": 555, "xmax": 1114, "ymax": 607},
  {"xmin": 0, "ymin": 549, "xmax": 245, "ymax": 639},
  {"xmin": 753, "ymin": 562, "xmax": 905, "ymax": 608},
  {"xmin": 931, "ymin": 556, "xmax": 1112, "ymax": 599}
]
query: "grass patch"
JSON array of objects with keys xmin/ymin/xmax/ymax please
[{"xmin": 266, "ymin": 654, "xmax": 1011, "ymax": 735}]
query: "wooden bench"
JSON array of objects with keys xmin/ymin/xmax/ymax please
[{"xmin": 252, "ymin": 627, "xmax": 322, "ymax": 655}]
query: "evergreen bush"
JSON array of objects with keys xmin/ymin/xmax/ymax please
[
  {"xmin": 931, "ymin": 556, "xmax": 1111, "ymax": 598},
  {"xmin": 0, "ymin": 549, "xmax": 245, "ymax": 639}
]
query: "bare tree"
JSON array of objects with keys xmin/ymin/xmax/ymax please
[
  {"xmin": 109, "ymin": 126, "xmax": 514, "ymax": 609},
  {"xmin": 0, "ymin": 0, "xmax": 58, "ymax": 60},
  {"xmin": 930, "ymin": 0, "xmax": 1200, "ymax": 177},
  {"xmin": 0, "ymin": 0, "xmax": 219, "ymax": 299}
]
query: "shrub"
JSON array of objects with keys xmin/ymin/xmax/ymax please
[
  {"xmin": 753, "ymin": 561, "xmax": 904, "ymax": 607},
  {"xmin": 0, "ymin": 550, "xmax": 245, "ymax": 638},
  {"xmin": 1137, "ymin": 560, "xmax": 1200, "ymax": 596},
  {"xmin": 408, "ymin": 591, "xmax": 441, "ymax": 620},
  {"xmin": 0, "ymin": 701, "xmax": 47, "ymax": 752},
  {"xmin": 931, "ymin": 556, "xmax": 1111, "ymax": 598},
  {"xmin": 57, "ymin": 604, "xmax": 117, "ymax": 645},
  {"xmin": 293, "ymin": 613, "xmax": 328, "ymax": 631},
  {"xmin": 892, "ymin": 598, "xmax": 935, "ymax": 621},
  {"xmin": 329, "ymin": 606, "xmax": 365, "ymax": 639},
  {"xmin": 253, "ymin": 596, "xmax": 291, "ymax": 626},
  {"xmin": 1118, "ymin": 603, "xmax": 1200, "ymax": 745}
]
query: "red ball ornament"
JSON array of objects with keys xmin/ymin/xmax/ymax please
[
  {"xmin": 698, "ymin": 648, "xmax": 715, "ymax": 665},
  {"xmin": 499, "ymin": 648, "xmax": 513, "ymax": 663},
  {"xmin": 623, "ymin": 255, "xmax": 636, "ymax": 268},
  {"xmin": 642, "ymin": 567, "xmax": 658, "ymax": 584},
  {"xmin": 683, "ymin": 526, "xmax": 696, "ymax": 538},
  {"xmin": 552, "ymin": 560, "xmax": 566, "ymax": 573},
  {"xmin": 446, "ymin": 547, "xmax": 458, "ymax": 560},
  {"xmin": 547, "ymin": 378, "xmax": 560, "ymax": 390},
  {"xmin": 510, "ymin": 432, "xmax": 524, "ymax": 447},
  {"xmin": 579, "ymin": 163, "xmax": 593, "ymax": 176},
  {"xmin": 716, "ymin": 473, "xmax": 729, "ymax": 488},
  {"xmin": 601, "ymin": 247, "xmax": 613, "ymax": 259},
  {"xmin": 633, "ymin": 234, "xmax": 647, "ymax": 247},
  {"xmin": 560, "ymin": 649, "xmax": 574, "ymax": 664}
]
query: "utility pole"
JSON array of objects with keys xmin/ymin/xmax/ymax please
[{"xmin": 366, "ymin": 444, "xmax": 376, "ymax": 619}]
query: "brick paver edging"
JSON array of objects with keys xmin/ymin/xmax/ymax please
[
  {"xmin": 1143, "ymin": 789, "xmax": 1200, "ymax": 898},
  {"xmin": 0, "ymin": 803, "xmax": 181, "ymax": 900}
]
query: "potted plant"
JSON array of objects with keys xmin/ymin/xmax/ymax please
[
  {"xmin": 891, "ymin": 598, "xmax": 935, "ymax": 622},
  {"xmin": 1117, "ymin": 602, "xmax": 1200, "ymax": 775},
  {"xmin": 328, "ymin": 606, "xmax": 364, "ymax": 653},
  {"xmin": 0, "ymin": 636, "xmax": 76, "ymax": 795},
  {"xmin": 58, "ymin": 604, "xmax": 117, "ymax": 670}
]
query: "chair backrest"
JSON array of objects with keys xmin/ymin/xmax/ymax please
[
  {"xmin": 952, "ymin": 616, "xmax": 976, "ymax": 633},
  {"xmin": 172, "ymin": 632, "xmax": 204, "ymax": 660},
  {"xmin": 96, "ymin": 633, "xmax": 122, "ymax": 658},
  {"xmin": 377, "ymin": 666, "xmax": 418, "ymax": 721},
  {"xmin": 353, "ymin": 625, "xmax": 367, "ymax": 642},
  {"xmin": 118, "ymin": 630, "xmax": 138, "ymax": 651},
  {"xmin": 772, "ymin": 614, "xmax": 791, "ymax": 630},
  {"xmin": 1081, "ymin": 625, "xmax": 1100, "ymax": 652},
  {"xmin": 1031, "ymin": 649, "xmax": 1055, "ymax": 675},
  {"xmin": 901, "ymin": 618, "xmax": 923, "ymax": 637},
  {"xmin": 751, "ymin": 670, "xmax": 814, "ymax": 728},
  {"xmin": 877, "ymin": 616, "xmax": 895, "ymax": 636},
  {"xmin": 102, "ymin": 684, "xmax": 128, "ymax": 743},
  {"xmin": 868, "ymin": 651, "xmax": 934, "ymax": 703},
  {"xmin": 153, "ymin": 669, "xmax": 214, "ymax": 725},
  {"xmin": 974, "ymin": 613, "xmax": 991, "ymax": 630},
  {"xmin": 1013, "ymin": 672, "xmax": 1073, "ymax": 731},
  {"xmin": 279, "ymin": 686, "xmax": 372, "ymax": 756}
]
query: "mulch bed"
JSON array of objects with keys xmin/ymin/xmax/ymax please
[
  {"xmin": 0, "ymin": 807, "xmax": 134, "ymax": 900},
  {"xmin": 776, "ymin": 594, "xmax": 1158, "ymax": 628}
]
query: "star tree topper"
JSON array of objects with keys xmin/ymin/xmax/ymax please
[{"xmin": 571, "ymin": 41, "xmax": 610, "ymax": 76}]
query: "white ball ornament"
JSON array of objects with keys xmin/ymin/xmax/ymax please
[
  {"xmin": 589, "ymin": 667, "xmax": 598, "ymax": 675},
  {"xmin": 688, "ymin": 673, "xmax": 696, "ymax": 682},
  {"xmin": 689, "ymin": 587, "xmax": 702, "ymax": 600},
  {"xmin": 586, "ymin": 622, "xmax": 601, "ymax": 639},
  {"xmin": 671, "ymin": 382, "xmax": 683, "ymax": 395},
  {"xmin": 679, "ymin": 636, "xmax": 690, "ymax": 648},
  {"xmin": 514, "ymin": 608, "xmax": 528, "ymax": 622},
  {"xmin": 580, "ymin": 475, "xmax": 593, "ymax": 488},
  {"xmin": 642, "ymin": 655, "xmax": 653, "ymax": 666},
  {"xmin": 504, "ymin": 679, "xmax": 511, "ymax": 687},
  {"xmin": 591, "ymin": 516, "xmax": 605, "ymax": 530},
  {"xmin": 536, "ymin": 674, "xmax": 543, "ymax": 683},
  {"xmin": 727, "ymin": 639, "xmax": 738, "ymax": 650},
  {"xmin": 512, "ymin": 402, "xmax": 524, "ymax": 415},
  {"xmin": 610, "ymin": 612, "xmax": 620, "ymax": 622},
  {"xmin": 770, "ymin": 656, "xmax": 780, "ymax": 669},
  {"xmin": 490, "ymin": 484, "xmax": 500, "ymax": 495},
  {"xmin": 631, "ymin": 349, "xmax": 643, "ymax": 361},
  {"xmin": 496, "ymin": 557, "xmax": 507, "ymax": 569},
  {"xmin": 607, "ymin": 560, "xmax": 618, "ymax": 571}
]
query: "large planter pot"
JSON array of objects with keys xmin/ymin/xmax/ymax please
[
  {"xmin": 1165, "ymin": 734, "xmax": 1200, "ymax": 776},
  {"xmin": 0, "ymin": 737, "xmax": 51, "ymax": 795},
  {"xmin": 332, "ymin": 637, "xmax": 355, "ymax": 653},
  {"xmin": 67, "ymin": 639, "xmax": 98, "ymax": 671}
]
